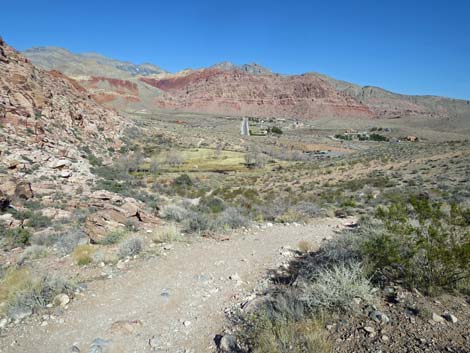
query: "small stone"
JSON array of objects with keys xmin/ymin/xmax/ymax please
[
  {"xmin": 363, "ymin": 326, "xmax": 375, "ymax": 334},
  {"xmin": 69, "ymin": 345, "xmax": 80, "ymax": 353},
  {"xmin": 352, "ymin": 297, "xmax": 362, "ymax": 305},
  {"xmin": 326, "ymin": 324, "xmax": 335, "ymax": 331},
  {"xmin": 89, "ymin": 338, "xmax": 112, "ymax": 353},
  {"xmin": 229, "ymin": 273, "xmax": 240, "ymax": 281},
  {"xmin": 116, "ymin": 261, "xmax": 127, "ymax": 270},
  {"xmin": 381, "ymin": 335, "xmax": 389, "ymax": 342},
  {"xmin": 148, "ymin": 336, "xmax": 159, "ymax": 350},
  {"xmin": 53, "ymin": 293, "xmax": 70, "ymax": 307},
  {"xmin": 369, "ymin": 310, "xmax": 390, "ymax": 324},
  {"xmin": 0, "ymin": 318, "xmax": 8, "ymax": 329},
  {"xmin": 218, "ymin": 334, "xmax": 237, "ymax": 352},
  {"xmin": 162, "ymin": 244, "xmax": 174, "ymax": 251},
  {"xmin": 40, "ymin": 321, "xmax": 48, "ymax": 327},
  {"xmin": 432, "ymin": 313, "xmax": 445, "ymax": 323},
  {"xmin": 442, "ymin": 313, "xmax": 458, "ymax": 323},
  {"xmin": 183, "ymin": 320, "xmax": 191, "ymax": 327}
]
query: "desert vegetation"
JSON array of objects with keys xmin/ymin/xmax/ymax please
[{"xmin": 1, "ymin": 109, "xmax": 469, "ymax": 352}]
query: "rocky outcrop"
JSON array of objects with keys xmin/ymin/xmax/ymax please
[
  {"xmin": 85, "ymin": 190, "xmax": 160, "ymax": 242},
  {"xmin": 0, "ymin": 38, "xmax": 159, "ymax": 233}
]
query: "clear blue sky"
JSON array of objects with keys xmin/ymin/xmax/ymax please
[{"xmin": 2, "ymin": 0, "xmax": 469, "ymax": 99}]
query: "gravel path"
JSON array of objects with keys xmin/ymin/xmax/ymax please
[{"xmin": 0, "ymin": 218, "xmax": 350, "ymax": 353}]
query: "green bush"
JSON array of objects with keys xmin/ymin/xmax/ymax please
[
  {"xmin": 2, "ymin": 227, "xmax": 32, "ymax": 249},
  {"xmin": 173, "ymin": 174, "xmax": 192, "ymax": 187},
  {"xmin": 270, "ymin": 126, "xmax": 283, "ymax": 135},
  {"xmin": 362, "ymin": 196, "xmax": 470, "ymax": 294},
  {"xmin": 199, "ymin": 196, "xmax": 225, "ymax": 213},
  {"xmin": 98, "ymin": 229, "xmax": 128, "ymax": 245}
]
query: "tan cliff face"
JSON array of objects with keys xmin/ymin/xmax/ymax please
[{"xmin": 0, "ymin": 38, "xmax": 158, "ymax": 238}]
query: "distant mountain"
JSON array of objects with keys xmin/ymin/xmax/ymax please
[
  {"xmin": 23, "ymin": 46, "xmax": 167, "ymax": 78},
  {"xmin": 23, "ymin": 46, "xmax": 470, "ymax": 120},
  {"xmin": 211, "ymin": 61, "xmax": 272, "ymax": 75}
]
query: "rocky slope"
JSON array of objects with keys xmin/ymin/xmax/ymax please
[
  {"xmin": 0, "ymin": 38, "xmax": 157, "ymax": 239},
  {"xmin": 23, "ymin": 46, "xmax": 470, "ymax": 120},
  {"xmin": 143, "ymin": 68, "xmax": 375, "ymax": 119}
]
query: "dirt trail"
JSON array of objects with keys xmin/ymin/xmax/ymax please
[{"xmin": 0, "ymin": 218, "xmax": 350, "ymax": 353}]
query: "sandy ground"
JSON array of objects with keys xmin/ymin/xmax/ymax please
[{"xmin": 0, "ymin": 218, "xmax": 351, "ymax": 353}]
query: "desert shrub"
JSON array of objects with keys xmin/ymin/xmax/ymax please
[
  {"xmin": 275, "ymin": 209, "xmax": 303, "ymax": 223},
  {"xmin": 118, "ymin": 237, "xmax": 143, "ymax": 258},
  {"xmin": 0, "ymin": 268, "xmax": 75, "ymax": 317},
  {"xmin": 237, "ymin": 312, "xmax": 330, "ymax": 353},
  {"xmin": 303, "ymin": 262, "xmax": 373, "ymax": 313},
  {"xmin": 11, "ymin": 210, "xmax": 51, "ymax": 229},
  {"xmin": 368, "ymin": 133, "xmax": 389, "ymax": 142},
  {"xmin": 18, "ymin": 245, "xmax": 48, "ymax": 264},
  {"xmin": 173, "ymin": 173, "xmax": 192, "ymax": 187},
  {"xmin": 361, "ymin": 197, "xmax": 470, "ymax": 294},
  {"xmin": 211, "ymin": 207, "xmax": 249, "ymax": 231},
  {"xmin": 98, "ymin": 229, "xmax": 128, "ymax": 245},
  {"xmin": 334, "ymin": 134, "xmax": 352, "ymax": 141},
  {"xmin": 183, "ymin": 211, "xmax": 209, "ymax": 233},
  {"xmin": 199, "ymin": 196, "xmax": 225, "ymax": 213},
  {"xmin": 54, "ymin": 229, "xmax": 87, "ymax": 255},
  {"xmin": 166, "ymin": 152, "xmax": 184, "ymax": 167},
  {"xmin": 269, "ymin": 126, "xmax": 283, "ymax": 135},
  {"xmin": 295, "ymin": 202, "xmax": 324, "ymax": 218},
  {"xmin": 253, "ymin": 201, "xmax": 288, "ymax": 222},
  {"xmin": 152, "ymin": 224, "xmax": 181, "ymax": 243},
  {"xmin": 245, "ymin": 150, "xmax": 268, "ymax": 168},
  {"xmin": 298, "ymin": 240, "xmax": 314, "ymax": 254},
  {"xmin": 2, "ymin": 227, "xmax": 32, "ymax": 249},
  {"xmin": 72, "ymin": 244, "xmax": 95, "ymax": 266},
  {"xmin": 161, "ymin": 204, "xmax": 189, "ymax": 222}
]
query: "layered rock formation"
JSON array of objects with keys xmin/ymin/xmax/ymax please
[
  {"xmin": 143, "ymin": 69, "xmax": 375, "ymax": 119},
  {"xmin": 23, "ymin": 46, "xmax": 470, "ymax": 120},
  {"xmin": 0, "ymin": 38, "xmax": 158, "ymax": 240}
]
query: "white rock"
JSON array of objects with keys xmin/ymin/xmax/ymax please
[
  {"xmin": 53, "ymin": 293, "xmax": 70, "ymax": 307},
  {"xmin": 0, "ymin": 318, "xmax": 8, "ymax": 329},
  {"xmin": 229, "ymin": 273, "xmax": 240, "ymax": 281},
  {"xmin": 432, "ymin": 313, "xmax": 445, "ymax": 323},
  {"xmin": 443, "ymin": 313, "xmax": 458, "ymax": 323}
]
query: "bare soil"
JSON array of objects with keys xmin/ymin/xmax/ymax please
[{"xmin": 0, "ymin": 218, "xmax": 351, "ymax": 353}]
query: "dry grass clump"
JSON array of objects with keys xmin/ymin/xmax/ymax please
[
  {"xmin": 72, "ymin": 244, "xmax": 95, "ymax": 266},
  {"xmin": 303, "ymin": 263, "xmax": 373, "ymax": 313},
  {"xmin": 118, "ymin": 237, "xmax": 143, "ymax": 258},
  {"xmin": 239, "ymin": 313, "xmax": 330, "ymax": 353},
  {"xmin": 298, "ymin": 240, "xmax": 314, "ymax": 254},
  {"xmin": 152, "ymin": 224, "xmax": 182, "ymax": 243},
  {"xmin": 0, "ymin": 267, "xmax": 75, "ymax": 317}
]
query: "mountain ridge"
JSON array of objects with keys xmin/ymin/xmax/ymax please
[{"xmin": 22, "ymin": 46, "xmax": 470, "ymax": 120}]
